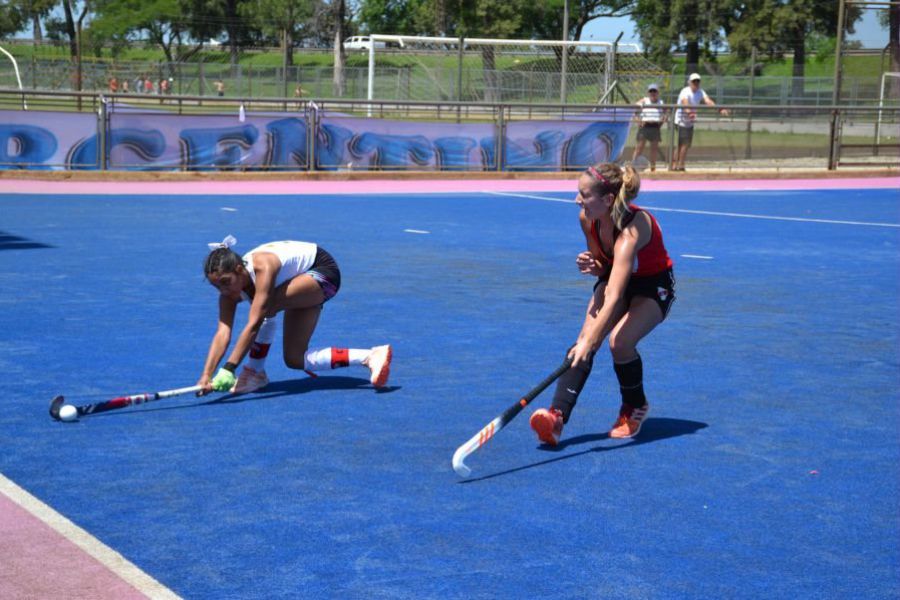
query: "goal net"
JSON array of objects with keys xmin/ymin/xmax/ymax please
[{"xmin": 359, "ymin": 35, "xmax": 662, "ymax": 105}]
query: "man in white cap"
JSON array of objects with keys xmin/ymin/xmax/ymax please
[
  {"xmin": 632, "ymin": 82, "xmax": 667, "ymax": 171},
  {"xmin": 672, "ymin": 73, "xmax": 729, "ymax": 171}
]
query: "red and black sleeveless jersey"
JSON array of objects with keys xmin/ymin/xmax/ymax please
[{"xmin": 590, "ymin": 205, "xmax": 673, "ymax": 277}]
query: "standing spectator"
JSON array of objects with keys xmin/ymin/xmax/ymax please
[
  {"xmin": 214, "ymin": 79, "xmax": 225, "ymax": 97},
  {"xmin": 144, "ymin": 76, "xmax": 154, "ymax": 94},
  {"xmin": 108, "ymin": 76, "xmax": 118, "ymax": 94},
  {"xmin": 631, "ymin": 83, "xmax": 667, "ymax": 172},
  {"xmin": 158, "ymin": 78, "xmax": 168, "ymax": 104},
  {"xmin": 121, "ymin": 80, "xmax": 130, "ymax": 93},
  {"xmin": 294, "ymin": 83, "xmax": 306, "ymax": 108},
  {"xmin": 672, "ymin": 73, "xmax": 729, "ymax": 171},
  {"xmin": 135, "ymin": 75, "xmax": 145, "ymax": 94}
]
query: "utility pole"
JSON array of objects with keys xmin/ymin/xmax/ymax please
[{"xmin": 828, "ymin": 0, "xmax": 846, "ymax": 169}]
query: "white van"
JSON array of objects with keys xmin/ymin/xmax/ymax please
[{"xmin": 342, "ymin": 36, "xmax": 386, "ymax": 51}]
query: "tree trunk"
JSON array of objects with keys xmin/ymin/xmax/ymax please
[
  {"xmin": 32, "ymin": 14, "xmax": 42, "ymax": 43},
  {"xmin": 61, "ymin": 0, "xmax": 77, "ymax": 61},
  {"xmin": 332, "ymin": 0, "xmax": 345, "ymax": 97},
  {"xmin": 434, "ymin": 0, "xmax": 447, "ymax": 36},
  {"xmin": 282, "ymin": 27, "xmax": 290, "ymax": 98},
  {"xmin": 791, "ymin": 34, "xmax": 805, "ymax": 103},
  {"xmin": 226, "ymin": 0, "xmax": 240, "ymax": 69},
  {"xmin": 285, "ymin": 29, "xmax": 293, "ymax": 67},
  {"xmin": 685, "ymin": 40, "xmax": 700, "ymax": 74}
]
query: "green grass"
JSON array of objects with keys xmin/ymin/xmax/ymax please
[{"xmin": 666, "ymin": 53, "xmax": 884, "ymax": 80}]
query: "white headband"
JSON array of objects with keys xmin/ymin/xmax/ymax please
[{"xmin": 207, "ymin": 234, "xmax": 237, "ymax": 251}]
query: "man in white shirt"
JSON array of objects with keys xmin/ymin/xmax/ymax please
[{"xmin": 672, "ymin": 73, "xmax": 729, "ymax": 171}]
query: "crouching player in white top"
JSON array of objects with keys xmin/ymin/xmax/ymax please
[{"xmin": 197, "ymin": 236, "xmax": 392, "ymax": 395}]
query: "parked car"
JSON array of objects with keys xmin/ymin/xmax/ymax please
[{"xmin": 342, "ymin": 36, "xmax": 386, "ymax": 51}]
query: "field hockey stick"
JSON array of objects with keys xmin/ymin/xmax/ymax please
[
  {"xmin": 452, "ymin": 358, "xmax": 572, "ymax": 478},
  {"xmin": 49, "ymin": 384, "xmax": 204, "ymax": 422}
]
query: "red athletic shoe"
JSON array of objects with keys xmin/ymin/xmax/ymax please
[
  {"xmin": 364, "ymin": 345, "xmax": 392, "ymax": 388},
  {"xmin": 530, "ymin": 407, "xmax": 564, "ymax": 446},
  {"xmin": 609, "ymin": 402, "xmax": 650, "ymax": 439}
]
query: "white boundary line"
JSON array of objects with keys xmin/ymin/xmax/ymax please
[
  {"xmin": 681, "ymin": 254, "xmax": 714, "ymax": 260},
  {"xmin": 483, "ymin": 190, "xmax": 900, "ymax": 228},
  {"xmin": 0, "ymin": 473, "xmax": 180, "ymax": 600}
]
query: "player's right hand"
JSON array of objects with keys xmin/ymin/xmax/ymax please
[{"xmin": 576, "ymin": 251, "xmax": 603, "ymax": 276}]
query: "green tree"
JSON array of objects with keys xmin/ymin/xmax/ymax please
[
  {"xmin": 59, "ymin": 0, "xmax": 90, "ymax": 90},
  {"xmin": 519, "ymin": 0, "xmax": 635, "ymax": 43},
  {"xmin": 890, "ymin": 2, "xmax": 899, "ymax": 75},
  {"xmin": 632, "ymin": 0, "xmax": 730, "ymax": 72},
  {"xmin": 92, "ymin": 0, "xmax": 201, "ymax": 66},
  {"xmin": 13, "ymin": 0, "xmax": 55, "ymax": 43},
  {"xmin": 727, "ymin": 0, "xmax": 861, "ymax": 99},
  {"xmin": 240, "ymin": 0, "xmax": 313, "ymax": 69},
  {"xmin": 0, "ymin": 2, "xmax": 24, "ymax": 38},
  {"xmin": 357, "ymin": 0, "xmax": 425, "ymax": 34},
  {"xmin": 185, "ymin": 0, "xmax": 255, "ymax": 65}
]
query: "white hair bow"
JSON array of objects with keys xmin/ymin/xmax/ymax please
[{"xmin": 207, "ymin": 234, "xmax": 237, "ymax": 251}]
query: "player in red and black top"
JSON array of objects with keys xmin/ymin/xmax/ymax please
[{"xmin": 530, "ymin": 162, "xmax": 676, "ymax": 445}]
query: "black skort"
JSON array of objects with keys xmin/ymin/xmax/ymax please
[
  {"xmin": 677, "ymin": 125, "xmax": 694, "ymax": 147},
  {"xmin": 637, "ymin": 123, "xmax": 662, "ymax": 143},
  {"xmin": 594, "ymin": 268, "xmax": 676, "ymax": 320}
]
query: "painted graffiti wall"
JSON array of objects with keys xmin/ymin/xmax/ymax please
[{"xmin": 0, "ymin": 108, "xmax": 630, "ymax": 171}]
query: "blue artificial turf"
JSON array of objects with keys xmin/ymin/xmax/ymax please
[{"xmin": 0, "ymin": 186, "xmax": 897, "ymax": 598}]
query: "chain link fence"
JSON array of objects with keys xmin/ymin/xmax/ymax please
[{"xmin": 0, "ymin": 52, "xmax": 894, "ymax": 107}]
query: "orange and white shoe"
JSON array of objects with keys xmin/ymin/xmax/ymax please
[
  {"xmin": 364, "ymin": 345, "xmax": 392, "ymax": 388},
  {"xmin": 230, "ymin": 366, "xmax": 269, "ymax": 394},
  {"xmin": 609, "ymin": 402, "xmax": 650, "ymax": 439},
  {"xmin": 530, "ymin": 407, "xmax": 564, "ymax": 446}
]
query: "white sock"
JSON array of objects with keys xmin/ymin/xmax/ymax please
[
  {"xmin": 246, "ymin": 317, "xmax": 278, "ymax": 371},
  {"xmin": 303, "ymin": 347, "xmax": 371, "ymax": 371}
]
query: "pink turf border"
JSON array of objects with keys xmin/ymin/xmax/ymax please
[
  {"xmin": 0, "ymin": 176, "xmax": 897, "ymax": 196},
  {"xmin": 0, "ymin": 494, "xmax": 146, "ymax": 599}
]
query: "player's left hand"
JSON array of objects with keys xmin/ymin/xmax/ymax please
[
  {"xmin": 211, "ymin": 368, "xmax": 236, "ymax": 392},
  {"xmin": 568, "ymin": 340, "xmax": 595, "ymax": 369}
]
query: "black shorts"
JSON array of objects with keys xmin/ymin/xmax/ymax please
[
  {"xmin": 594, "ymin": 268, "xmax": 676, "ymax": 320},
  {"xmin": 637, "ymin": 123, "xmax": 661, "ymax": 143},
  {"xmin": 677, "ymin": 125, "xmax": 694, "ymax": 147},
  {"xmin": 306, "ymin": 246, "xmax": 341, "ymax": 302}
]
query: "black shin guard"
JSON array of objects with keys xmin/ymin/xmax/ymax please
[
  {"xmin": 551, "ymin": 353, "xmax": 594, "ymax": 423},
  {"xmin": 613, "ymin": 355, "xmax": 647, "ymax": 409}
]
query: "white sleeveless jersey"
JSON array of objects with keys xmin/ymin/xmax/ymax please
[
  {"xmin": 638, "ymin": 97, "xmax": 665, "ymax": 123},
  {"xmin": 240, "ymin": 240, "xmax": 318, "ymax": 301}
]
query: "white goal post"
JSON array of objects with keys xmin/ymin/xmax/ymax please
[
  {"xmin": 0, "ymin": 44, "xmax": 27, "ymax": 109},
  {"xmin": 876, "ymin": 71, "xmax": 899, "ymax": 145}
]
